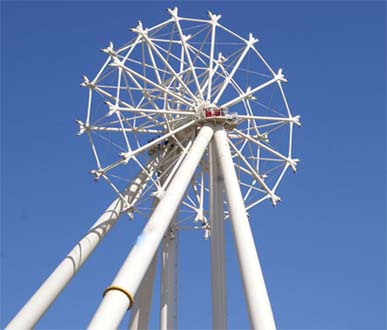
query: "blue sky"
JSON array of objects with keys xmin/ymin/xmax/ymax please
[{"xmin": 1, "ymin": 1, "xmax": 386, "ymax": 329}]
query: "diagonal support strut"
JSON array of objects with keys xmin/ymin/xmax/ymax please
[
  {"xmin": 213, "ymin": 125, "xmax": 276, "ymax": 330},
  {"xmin": 209, "ymin": 140, "xmax": 227, "ymax": 329}
]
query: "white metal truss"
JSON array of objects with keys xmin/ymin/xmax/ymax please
[
  {"xmin": 7, "ymin": 7, "xmax": 300, "ymax": 330},
  {"xmin": 75, "ymin": 7, "xmax": 299, "ymax": 219}
]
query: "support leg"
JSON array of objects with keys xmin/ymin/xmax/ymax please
[
  {"xmin": 128, "ymin": 253, "xmax": 157, "ymax": 330},
  {"xmin": 209, "ymin": 141, "xmax": 227, "ymax": 329},
  {"xmin": 213, "ymin": 126, "xmax": 276, "ymax": 330},
  {"xmin": 131, "ymin": 149, "xmax": 179, "ymax": 330},
  {"xmin": 160, "ymin": 226, "xmax": 177, "ymax": 330},
  {"xmin": 160, "ymin": 149, "xmax": 178, "ymax": 330},
  {"xmin": 87, "ymin": 124, "xmax": 214, "ymax": 330},
  {"xmin": 6, "ymin": 161, "xmax": 156, "ymax": 330}
]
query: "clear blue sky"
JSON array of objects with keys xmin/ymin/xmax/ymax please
[{"xmin": 1, "ymin": 1, "xmax": 386, "ymax": 329}]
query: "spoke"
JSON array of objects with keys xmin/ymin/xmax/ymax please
[
  {"xmin": 206, "ymin": 13, "xmax": 219, "ymax": 101},
  {"xmin": 89, "ymin": 55, "xmax": 112, "ymax": 84},
  {"xmin": 245, "ymin": 195, "xmax": 270, "ymax": 211},
  {"xmin": 132, "ymin": 156, "xmax": 161, "ymax": 192},
  {"xmin": 91, "ymin": 131, "xmax": 126, "ymax": 152},
  {"xmin": 272, "ymin": 164, "xmax": 289, "ymax": 193},
  {"xmin": 187, "ymin": 46, "xmax": 209, "ymax": 69},
  {"xmin": 233, "ymin": 128, "xmax": 295, "ymax": 167},
  {"xmin": 171, "ymin": 12, "xmax": 205, "ymax": 99},
  {"xmin": 233, "ymin": 161, "xmax": 260, "ymax": 179},
  {"xmin": 213, "ymin": 36, "xmax": 257, "ymax": 104},
  {"xmin": 200, "ymin": 170, "xmax": 205, "ymax": 209},
  {"xmin": 97, "ymin": 119, "xmax": 195, "ymax": 175},
  {"xmin": 278, "ymin": 80, "xmax": 294, "ymax": 118},
  {"xmin": 185, "ymin": 192, "xmax": 198, "ymax": 209},
  {"xmin": 237, "ymin": 114, "xmax": 299, "ymax": 124},
  {"xmin": 115, "ymin": 112, "xmax": 131, "ymax": 151},
  {"xmin": 118, "ymin": 56, "xmax": 171, "ymax": 77},
  {"xmin": 217, "ymin": 22, "xmax": 249, "ymax": 43},
  {"xmin": 116, "ymin": 34, "xmax": 142, "ymax": 54},
  {"xmin": 112, "ymin": 58, "xmax": 194, "ymax": 107},
  {"xmin": 87, "ymin": 132, "xmax": 102, "ymax": 168},
  {"xmin": 121, "ymin": 35, "xmax": 143, "ymax": 62},
  {"xmin": 251, "ymin": 45, "xmax": 276, "ymax": 76},
  {"xmin": 288, "ymin": 122, "xmax": 294, "ymax": 157},
  {"xmin": 240, "ymin": 181, "xmax": 265, "ymax": 195},
  {"xmin": 113, "ymin": 68, "xmax": 132, "ymax": 152},
  {"xmin": 227, "ymin": 138, "xmax": 274, "ymax": 198},
  {"xmin": 120, "ymin": 119, "xmax": 196, "ymax": 162},
  {"xmin": 131, "ymin": 24, "xmax": 199, "ymax": 102},
  {"xmin": 221, "ymin": 72, "xmax": 284, "ymax": 109},
  {"xmin": 111, "ymin": 106, "xmax": 196, "ymax": 117},
  {"xmin": 179, "ymin": 17, "xmax": 211, "ymax": 24},
  {"xmin": 215, "ymin": 59, "xmax": 263, "ymax": 138},
  {"xmin": 101, "ymin": 174, "xmax": 131, "ymax": 209},
  {"xmin": 146, "ymin": 42, "xmax": 163, "ymax": 84},
  {"xmin": 180, "ymin": 200, "xmax": 199, "ymax": 213},
  {"xmin": 146, "ymin": 17, "xmax": 174, "ymax": 34},
  {"xmin": 92, "ymin": 85, "xmax": 162, "ymax": 127}
]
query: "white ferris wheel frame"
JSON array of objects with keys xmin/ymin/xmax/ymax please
[{"xmin": 7, "ymin": 7, "xmax": 300, "ymax": 330}]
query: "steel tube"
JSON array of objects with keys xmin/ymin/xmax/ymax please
[
  {"xmin": 160, "ymin": 230, "xmax": 177, "ymax": 330},
  {"xmin": 128, "ymin": 197, "xmax": 159, "ymax": 330},
  {"xmin": 88, "ymin": 124, "xmax": 214, "ymax": 330},
  {"xmin": 6, "ymin": 161, "xmax": 155, "ymax": 330},
  {"xmin": 160, "ymin": 148, "xmax": 178, "ymax": 330},
  {"xmin": 209, "ymin": 141, "xmax": 227, "ymax": 329},
  {"xmin": 128, "ymin": 253, "xmax": 157, "ymax": 330},
  {"xmin": 213, "ymin": 126, "xmax": 276, "ymax": 330}
]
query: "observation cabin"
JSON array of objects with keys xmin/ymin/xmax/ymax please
[
  {"xmin": 203, "ymin": 106, "xmax": 226, "ymax": 118},
  {"xmin": 200, "ymin": 106, "xmax": 238, "ymax": 129}
]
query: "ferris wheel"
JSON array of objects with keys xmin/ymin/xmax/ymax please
[{"xmin": 7, "ymin": 7, "xmax": 300, "ymax": 330}]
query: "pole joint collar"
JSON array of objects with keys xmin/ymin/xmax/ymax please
[{"xmin": 103, "ymin": 285, "xmax": 134, "ymax": 309}]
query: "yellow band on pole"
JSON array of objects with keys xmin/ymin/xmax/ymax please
[{"xmin": 103, "ymin": 286, "xmax": 134, "ymax": 310}]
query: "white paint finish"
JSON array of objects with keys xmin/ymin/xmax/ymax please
[
  {"xmin": 213, "ymin": 126, "xmax": 276, "ymax": 330},
  {"xmin": 88, "ymin": 124, "xmax": 214, "ymax": 330},
  {"xmin": 89, "ymin": 291, "xmax": 130, "ymax": 330},
  {"xmin": 160, "ymin": 151, "xmax": 178, "ymax": 330},
  {"xmin": 209, "ymin": 141, "xmax": 227, "ymax": 329},
  {"xmin": 128, "ymin": 253, "xmax": 157, "ymax": 330},
  {"xmin": 160, "ymin": 230, "xmax": 177, "ymax": 330}
]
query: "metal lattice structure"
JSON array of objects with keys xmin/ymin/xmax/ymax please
[{"xmin": 7, "ymin": 8, "xmax": 300, "ymax": 330}]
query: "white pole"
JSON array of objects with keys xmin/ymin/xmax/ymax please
[
  {"xmin": 6, "ymin": 161, "xmax": 155, "ymax": 330},
  {"xmin": 213, "ymin": 126, "xmax": 276, "ymax": 330},
  {"xmin": 160, "ymin": 227, "xmax": 177, "ymax": 330},
  {"xmin": 128, "ymin": 253, "xmax": 157, "ymax": 330},
  {"xmin": 129, "ymin": 153, "xmax": 177, "ymax": 330},
  {"xmin": 160, "ymin": 148, "xmax": 178, "ymax": 330},
  {"xmin": 128, "ymin": 191, "xmax": 160, "ymax": 330},
  {"xmin": 88, "ymin": 124, "xmax": 214, "ymax": 330},
  {"xmin": 209, "ymin": 141, "xmax": 227, "ymax": 329}
]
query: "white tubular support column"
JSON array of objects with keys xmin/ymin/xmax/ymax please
[
  {"xmin": 213, "ymin": 126, "xmax": 276, "ymax": 330},
  {"xmin": 209, "ymin": 141, "xmax": 227, "ymax": 330},
  {"xmin": 128, "ymin": 196, "xmax": 159, "ymax": 330},
  {"xmin": 6, "ymin": 161, "xmax": 155, "ymax": 330},
  {"xmin": 128, "ymin": 253, "xmax": 157, "ymax": 330},
  {"xmin": 88, "ymin": 124, "xmax": 214, "ymax": 330},
  {"xmin": 160, "ymin": 148, "xmax": 178, "ymax": 330},
  {"xmin": 160, "ymin": 227, "xmax": 177, "ymax": 330},
  {"xmin": 129, "ymin": 158, "xmax": 175, "ymax": 330}
]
